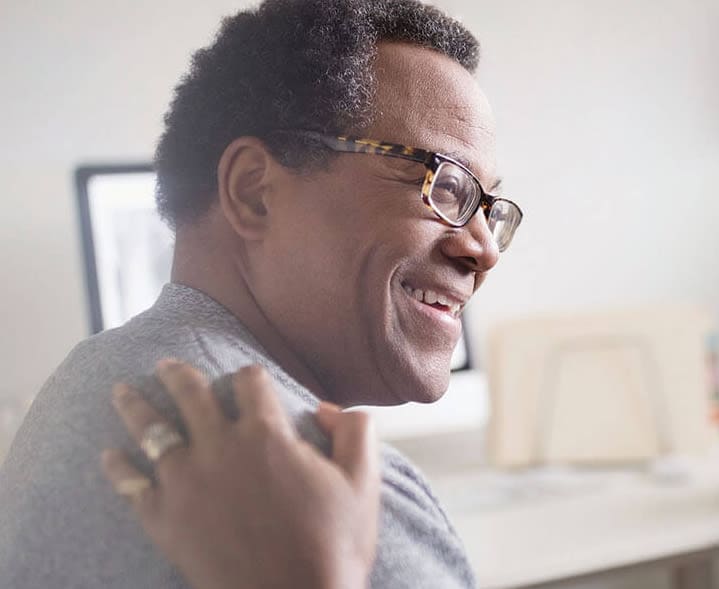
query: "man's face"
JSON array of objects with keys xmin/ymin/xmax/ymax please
[{"xmin": 256, "ymin": 42, "xmax": 500, "ymax": 406}]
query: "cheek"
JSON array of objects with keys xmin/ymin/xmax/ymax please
[
  {"xmin": 270, "ymin": 170, "xmax": 435, "ymax": 320},
  {"xmin": 263, "ymin": 187, "xmax": 376, "ymax": 313}
]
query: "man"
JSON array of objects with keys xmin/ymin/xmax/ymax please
[{"xmin": 0, "ymin": 0, "xmax": 521, "ymax": 587}]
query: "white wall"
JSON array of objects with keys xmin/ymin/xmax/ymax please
[
  {"xmin": 455, "ymin": 0, "xmax": 719, "ymax": 353},
  {"xmin": 0, "ymin": 0, "xmax": 248, "ymax": 406},
  {"xmin": 1, "ymin": 0, "xmax": 718, "ymax": 409}
]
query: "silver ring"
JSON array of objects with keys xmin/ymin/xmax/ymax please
[{"xmin": 140, "ymin": 422, "xmax": 184, "ymax": 463}]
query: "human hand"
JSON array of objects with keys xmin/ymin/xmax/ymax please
[{"xmin": 101, "ymin": 361, "xmax": 379, "ymax": 589}]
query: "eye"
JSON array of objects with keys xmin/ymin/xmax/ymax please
[
  {"xmin": 436, "ymin": 177, "xmax": 461, "ymax": 193},
  {"xmin": 432, "ymin": 178, "xmax": 461, "ymax": 204}
]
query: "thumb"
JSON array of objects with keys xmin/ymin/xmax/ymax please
[{"xmin": 316, "ymin": 403, "xmax": 379, "ymax": 493}]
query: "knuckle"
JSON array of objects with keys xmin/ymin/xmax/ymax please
[
  {"xmin": 174, "ymin": 377, "xmax": 204, "ymax": 398},
  {"xmin": 242, "ymin": 415, "xmax": 288, "ymax": 447},
  {"xmin": 249, "ymin": 415, "xmax": 280, "ymax": 437}
]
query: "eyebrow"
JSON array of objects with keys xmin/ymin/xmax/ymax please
[
  {"xmin": 444, "ymin": 151, "xmax": 472, "ymax": 169},
  {"xmin": 488, "ymin": 177, "xmax": 503, "ymax": 194},
  {"xmin": 444, "ymin": 150, "xmax": 503, "ymax": 194}
]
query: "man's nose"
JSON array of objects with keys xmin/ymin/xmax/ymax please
[{"xmin": 440, "ymin": 212, "xmax": 500, "ymax": 273}]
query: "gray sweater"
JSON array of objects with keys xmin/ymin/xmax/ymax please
[{"xmin": 0, "ymin": 283, "xmax": 475, "ymax": 588}]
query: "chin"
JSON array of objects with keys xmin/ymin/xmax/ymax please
[
  {"xmin": 377, "ymin": 356, "xmax": 453, "ymax": 406},
  {"xmin": 407, "ymin": 373, "xmax": 451, "ymax": 404}
]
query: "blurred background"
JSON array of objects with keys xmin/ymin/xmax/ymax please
[{"xmin": 1, "ymin": 1, "xmax": 718, "ymax": 587}]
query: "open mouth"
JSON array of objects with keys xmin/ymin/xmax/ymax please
[{"xmin": 401, "ymin": 282, "xmax": 462, "ymax": 318}]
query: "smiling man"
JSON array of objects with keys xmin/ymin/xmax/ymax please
[
  {"xmin": 0, "ymin": 0, "xmax": 520, "ymax": 587},
  {"xmin": 173, "ymin": 40, "xmax": 510, "ymax": 408}
]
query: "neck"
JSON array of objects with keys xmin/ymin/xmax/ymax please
[{"xmin": 170, "ymin": 218, "xmax": 332, "ymax": 402}]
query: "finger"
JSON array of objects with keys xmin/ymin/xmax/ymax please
[
  {"xmin": 101, "ymin": 449, "xmax": 159, "ymax": 520},
  {"xmin": 232, "ymin": 365, "xmax": 294, "ymax": 437},
  {"xmin": 315, "ymin": 401, "xmax": 342, "ymax": 434},
  {"xmin": 323, "ymin": 409, "xmax": 379, "ymax": 494},
  {"xmin": 111, "ymin": 383, "xmax": 186, "ymax": 470},
  {"xmin": 155, "ymin": 359, "xmax": 225, "ymax": 441},
  {"xmin": 326, "ymin": 410, "xmax": 381, "ymax": 564}
]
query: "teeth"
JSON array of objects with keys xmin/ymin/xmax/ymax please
[{"xmin": 402, "ymin": 283, "xmax": 462, "ymax": 317}]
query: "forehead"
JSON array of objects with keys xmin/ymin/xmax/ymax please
[{"xmin": 366, "ymin": 42, "xmax": 497, "ymax": 183}]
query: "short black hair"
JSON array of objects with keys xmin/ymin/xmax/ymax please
[{"xmin": 154, "ymin": 0, "xmax": 480, "ymax": 228}]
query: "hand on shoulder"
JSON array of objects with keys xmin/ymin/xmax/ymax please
[{"xmin": 102, "ymin": 360, "xmax": 380, "ymax": 589}]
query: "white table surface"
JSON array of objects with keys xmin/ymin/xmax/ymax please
[{"xmin": 429, "ymin": 452, "xmax": 719, "ymax": 589}]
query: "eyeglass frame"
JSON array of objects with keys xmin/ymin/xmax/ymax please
[{"xmin": 274, "ymin": 130, "xmax": 523, "ymax": 232}]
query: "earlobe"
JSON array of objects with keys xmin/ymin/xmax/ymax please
[{"xmin": 217, "ymin": 137, "xmax": 274, "ymax": 240}]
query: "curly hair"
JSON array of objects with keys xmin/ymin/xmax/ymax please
[{"xmin": 154, "ymin": 0, "xmax": 480, "ymax": 228}]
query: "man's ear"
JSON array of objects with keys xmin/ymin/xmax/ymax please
[{"xmin": 217, "ymin": 136, "xmax": 277, "ymax": 240}]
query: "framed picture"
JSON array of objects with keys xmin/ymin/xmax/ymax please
[{"xmin": 75, "ymin": 165, "xmax": 472, "ymax": 371}]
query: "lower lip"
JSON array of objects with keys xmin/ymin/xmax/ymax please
[{"xmin": 402, "ymin": 290, "xmax": 462, "ymax": 338}]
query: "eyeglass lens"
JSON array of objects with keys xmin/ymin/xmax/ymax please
[
  {"xmin": 429, "ymin": 162, "xmax": 520, "ymax": 252},
  {"xmin": 487, "ymin": 199, "xmax": 521, "ymax": 252}
]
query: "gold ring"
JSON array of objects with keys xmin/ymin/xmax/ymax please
[
  {"xmin": 140, "ymin": 422, "xmax": 184, "ymax": 463},
  {"xmin": 115, "ymin": 477, "xmax": 152, "ymax": 501}
]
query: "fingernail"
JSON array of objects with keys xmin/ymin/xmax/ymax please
[
  {"xmin": 156, "ymin": 358, "xmax": 181, "ymax": 373},
  {"xmin": 236, "ymin": 364, "xmax": 266, "ymax": 380}
]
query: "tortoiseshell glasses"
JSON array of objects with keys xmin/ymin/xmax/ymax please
[{"xmin": 285, "ymin": 131, "xmax": 523, "ymax": 252}]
